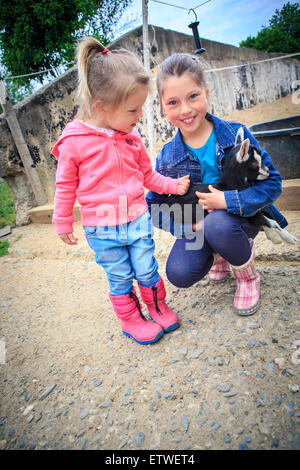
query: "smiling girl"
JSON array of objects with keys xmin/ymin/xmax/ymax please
[{"xmin": 146, "ymin": 53, "xmax": 286, "ymax": 316}]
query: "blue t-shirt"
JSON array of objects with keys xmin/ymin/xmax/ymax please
[{"xmin": 185, "ymin": 128, "xmax": 220, "ymax": 184}]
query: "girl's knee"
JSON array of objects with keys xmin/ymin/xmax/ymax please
[
  {"xmin": 204, "ymin": 210, "xmax": 232, "ymax": 240},
  {"xmin": 166, "ymin": 257, "xmax": 206, "ymax": 288},
  {"xmin": 166, "ymin": 259, "xmax": 192, "ymax": 288},
  {"xmin": 166, "ymin": 271, "xmax": 194, "ymax": 288}
]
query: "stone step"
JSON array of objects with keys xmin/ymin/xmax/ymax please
[
  {"xmin": 276, "ymin": 178, "xmax": 300, "ymax": 211},
  {"xmin": 28, "ymin": 202, "xmax": 80, "ymax": 224},
  {"xmin": 27, "ymin": 179, "xmax": 300, "ymax": 224}
]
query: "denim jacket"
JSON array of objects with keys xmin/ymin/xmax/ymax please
[{"xmin": 146, "ymin": 113, "xmax": 287, "ymax": 236}]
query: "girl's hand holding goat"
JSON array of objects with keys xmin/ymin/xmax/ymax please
[{"xmin": 195, "ymin": 185, "xmax": 227, "ymax": 214}]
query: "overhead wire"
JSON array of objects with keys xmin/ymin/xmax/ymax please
[
  {"xmin": 150, "ymin": 0, "xmax": 212, "ymax": 11},
  {"xmin": 150, "ymin": 0, "xmax": 189, "ymax": 10},
  {"xmin": 2, "ymin": 62, "xmax": 75, "ymax": 81},
  {"xmin": 205, "ymin": 52, "xmax": 300, "ymax": 73}
]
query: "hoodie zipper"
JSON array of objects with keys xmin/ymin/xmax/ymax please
[{"xmin": 111, "ymin": 137, "xmax": 129, "ymax": 206}]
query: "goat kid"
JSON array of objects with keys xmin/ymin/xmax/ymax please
[{"xmin": 166, "ymin": 127, "xmax": 298, "ymax": 245}]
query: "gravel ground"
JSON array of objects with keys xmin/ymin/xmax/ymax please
[{"xmin": 0, "ymin": 211, "xmax": 299, "ymax": 451}]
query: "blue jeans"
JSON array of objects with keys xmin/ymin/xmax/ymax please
[
  {"xmin": 83, "ymin": 211, "xmax": 160, "ymax": 296},
  {"xmin": 166, "ymin": 210, "xmax": 259, "ymax": 288}
]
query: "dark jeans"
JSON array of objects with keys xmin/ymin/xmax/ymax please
[{"xmin": 166, "ymin": 210, "xmax": 259, "ymax": 288}]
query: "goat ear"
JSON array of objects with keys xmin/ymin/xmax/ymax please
[
  {"xmin": 235, "ymin": 127, "xmax": 244, "ymax": 146},
  {"xmin": 237, "ymin": 138, "xmax": 250, "ymax": 162}
]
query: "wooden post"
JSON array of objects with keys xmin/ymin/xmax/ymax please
[
  {"xmin": 142, "ymin": 0, "xmax": 156, "ymax": 163},
  {"xmin": 0, "ymin": 80, "xmax": 47, "ymax": 205}
]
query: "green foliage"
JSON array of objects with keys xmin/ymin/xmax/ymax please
[
  {"xmin": 2, "ymin": 80, "xmax": 35, "ymax": 109},
  {"xmin": 0, "ymin": 179, "xmax": 16, "ymax": 228},
  {"xmin": 0, "ymin": 0, "xmax": 132, "ymax": 102},
  {"xmin": 0, "ymin": 240, "xmax": 10, "ymax": 256},
  {"xmin": 240, "ymin": 2, "xmax": 300, "ymax": 54}
]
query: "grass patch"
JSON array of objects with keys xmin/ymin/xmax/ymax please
[
  {"xmin": 0, "ymin": 179, "xmax": 16, "ymax": 228},
  {"xmin": 0, "ymin": 179, "xmax": 16, "ymax": 256},
  {"xmin": 0, "ymin": 240, "xmax": 10, "ymax": 256}
]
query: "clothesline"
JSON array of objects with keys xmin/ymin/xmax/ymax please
[
  {"xmin": 150, "ymin": 0, "xmax": 212, "ymax": 12},
  {"xmin": 205, "ymin": 52, "xmax": 300, "ymax": 73},
  {"xmin": 2, "ymin": 62, "xmax": 75, "ymax": 81}
]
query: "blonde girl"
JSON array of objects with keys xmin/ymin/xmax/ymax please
[{"xmin": 52, "ymin": 39, "xmax": 190, "ymax": 344}]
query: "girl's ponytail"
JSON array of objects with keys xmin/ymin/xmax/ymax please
[
  {"xmin": 75, "ymin": 36, "xmax": 149, "ymax": 120},
  {"xmin": 76, "ymin": 37, "xmax": 106, "ymax": 118}
]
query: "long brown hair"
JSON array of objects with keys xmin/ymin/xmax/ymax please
[{"xmin": 76, "ymin": 36, "xmax": 149, "ymax": 119}]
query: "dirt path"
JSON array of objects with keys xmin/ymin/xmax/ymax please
[
  {"xmin": 0, "ymin": 97, "xmax": 300, "ymax": 451},
  {"xmin": 222, "ymin": 94, "xmax": 300, "ymax": 127}
]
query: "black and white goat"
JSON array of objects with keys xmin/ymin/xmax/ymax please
[{"xmin": 166, "ymin": 127, "xmax": 298, "ymax": 245}]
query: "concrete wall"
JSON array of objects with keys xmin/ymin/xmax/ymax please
[{"xmin": 0, "ymin": 25, "xmax": 299, "ymax": 225}]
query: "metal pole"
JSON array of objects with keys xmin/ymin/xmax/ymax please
[
  {"xmin": 142, "ymin": 0, "xmax": 156, "ymax": 163},
  {"xmin": 0, "ymin": 80, "xmax": 47, "ymax": 206},
  {"xmin": 142, "ymin": 0, "xmax": 150, "ymax": 73}
]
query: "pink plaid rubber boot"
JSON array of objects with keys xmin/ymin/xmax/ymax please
[
  {"xmin": 209, "ymin": 253, "xmax": 231, "ymax": 283},
  {"xmin": 109, "ymin": 287, "xmax": 163, "ymax": 344},
  {"xmin": 230, "ymin": 240, "xmax": 260, "ymax": 316},
  {"xmin": 138, "ymin": 277, "xmax": 180, "ymax": 333}
]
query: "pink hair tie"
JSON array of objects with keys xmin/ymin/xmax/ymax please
[{"xmin": 102, "ymin": 48, "xmax": 109, "ymax": 55}]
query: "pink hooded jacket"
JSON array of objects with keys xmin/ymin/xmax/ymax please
[{"xmin": 52, "ymin": 120, "xmax": 178, "ymax": 234}]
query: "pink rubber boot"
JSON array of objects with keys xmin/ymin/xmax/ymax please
[
  {"xmin": 109, "ymin": 287, "xmax": 163, "ymax": 344},
  {"xmin": 230, "ymin": 240, "xmax": 260, "ymax": 316},
  {"xmin": 209, "ymin": 253, "xmax": 231, "ymax": 283},
  {"xmin": 138, "ymin": 277, "xmax": 180, "ymax": 333}
]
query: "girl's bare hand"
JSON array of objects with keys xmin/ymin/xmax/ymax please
[
  {"xmin": 192, "ymin": 219, "xmax": 203, "ymax": 232},
  {"xmin": 196, "ymin": 185, "xmax": 227, "ymax": 212},
  {"xmin": 177, "ymin": 175, "xmax": 190, "ymax": 195},
  {"xmin": 59, "ymin": 233, "xmax": 78, "ymax": 245}
]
